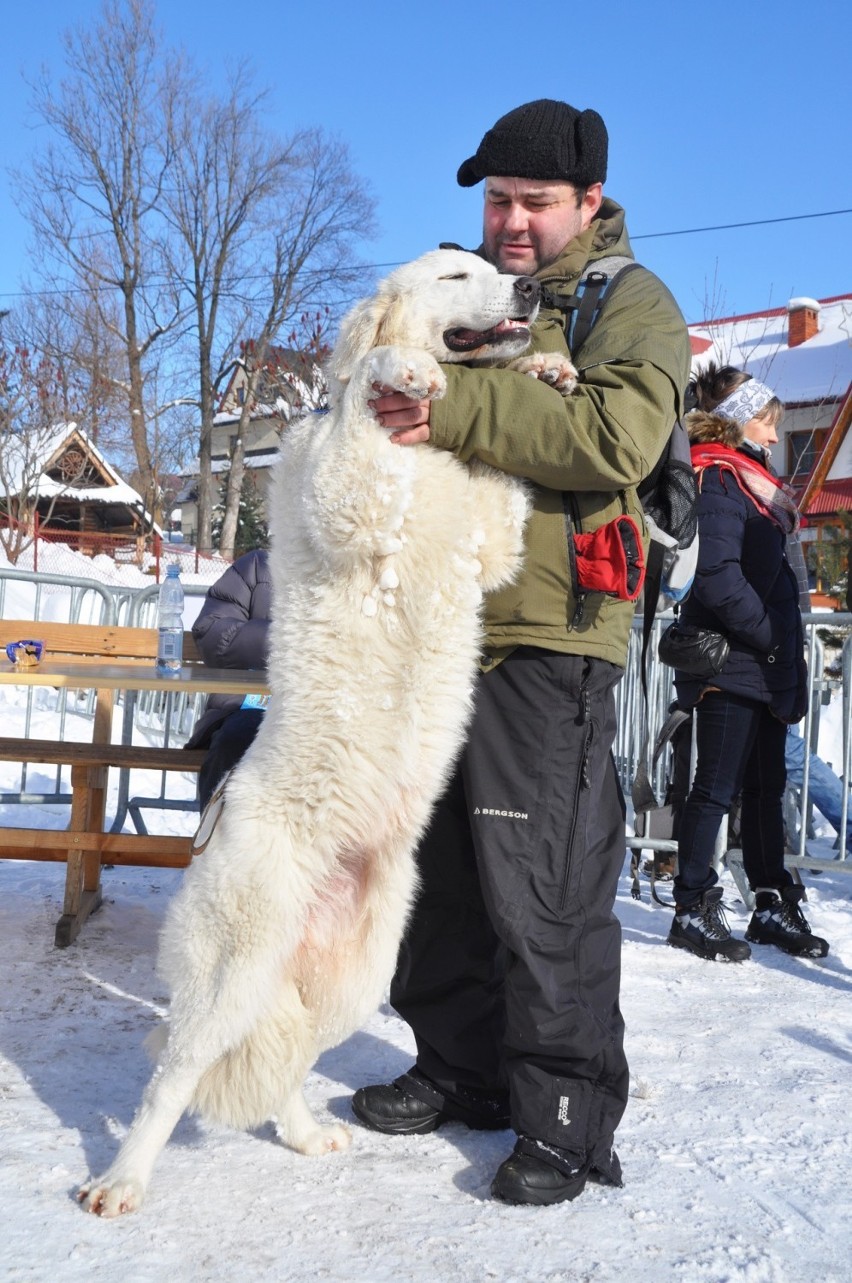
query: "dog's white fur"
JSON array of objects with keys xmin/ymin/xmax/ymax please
[{"xmin": 78, "ymin": 250, "xmax": 544, "ymax": 1216}]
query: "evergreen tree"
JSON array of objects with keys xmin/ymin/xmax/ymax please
[{"xmin": 211, "ymin": 472, "xmax": 269, "ymax": 556}]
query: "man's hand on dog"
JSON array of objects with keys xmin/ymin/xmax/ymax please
[{"xmin": 369, "ymin": 384, "xmax": 432, "ymax": 444}]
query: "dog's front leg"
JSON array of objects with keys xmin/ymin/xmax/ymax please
[
  {"xmin": 305, "ymin": 346, "xmax": 447, "ymax": 568},
  {"xmin": 465, "ymin": 461, "xmax": 531, "ymax": 592},
  {"xmin": 365, "ymin": 344, "xmax": 446, "ymax": 405}
]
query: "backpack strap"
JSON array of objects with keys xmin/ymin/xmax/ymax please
[{"xmin": 541, "ymin": 255, "xmax": 638, "ymax": 357}]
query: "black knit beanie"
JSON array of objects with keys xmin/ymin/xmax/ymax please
[{"xmin": 457, "ymin": 99, "xmax": 608, "ymax": 188}]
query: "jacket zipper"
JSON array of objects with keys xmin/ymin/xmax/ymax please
[{"xmin": 562, "ymin": 492, "xmax": 587, "ymax": 626}]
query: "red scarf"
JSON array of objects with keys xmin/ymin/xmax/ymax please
[{"xmin": 690, "ymin": 443, "xmax": 799, "ymax": 534}]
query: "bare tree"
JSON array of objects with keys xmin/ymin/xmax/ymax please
[
  {"xmin": 216, "ymin": 313, "xmax": 331, "ymax": 558},
  {"xmin": 14, "ymin": 0, "xmax": 184, "ymax": 523},
  {"xmin": 0, "ymin": 333, "xmax": 75, "ymax": 562},
  {"xmin": 162, "ymin": 73, "xmax": 375, "ymax": 555},
  {"xmin": 14, "ymin": 272, "xmax": 129, "ymax": 461},
  {"xmin": 212, "ymin": 132, "xmax": 375, "ymax": 560},
  {"xmin": 162, "ymin": 70, "xmax": 296, "ymax": 551}
]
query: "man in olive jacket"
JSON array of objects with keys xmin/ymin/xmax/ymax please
[{"xmin": 352, "ymin": 100, "xmax": 691, "ymax": 1205}]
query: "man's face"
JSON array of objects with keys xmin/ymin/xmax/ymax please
[{"xmin": 482, "ymin": 177, "xmax": 603, "ymax": 275}]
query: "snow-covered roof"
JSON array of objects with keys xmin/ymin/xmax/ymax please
[
  {"xmin": 213, "ymin": 398, "xmax": 297, "ymax": 426},
  {"xmin": 181, "ymin": 451, "xmax": 281, "ymax": 483},
  {"xmin": 2, "ymin": 421, "xmax": 162, "ymax": 533},
  {"xmin": 688, "ymin": 293, "xmax": 852, "ymax": 404}
]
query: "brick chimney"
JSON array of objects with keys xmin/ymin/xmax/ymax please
[{"xmin": 787, "ymin": 297, "xmax": 821, "ymax": 348}]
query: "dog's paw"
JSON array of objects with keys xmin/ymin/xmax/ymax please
[
  {"xmin": 78, "ymin": 1174, "xmax": 145, "ymax": 1218},
  {"xmin": 368, "ymin": 347, "xmax": 446, "ymax": 401},
  {"xmin": 509, "ymin": 352, "xmax": 578, "ymax": 395},
  {"xmin": 293, "ymin": 1122, "xmax": 352, "ymax": 1156}
]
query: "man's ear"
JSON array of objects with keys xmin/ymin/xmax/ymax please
[{"xmin": 581, "ymin": 182, "xmax": 604, "ymax": 228}]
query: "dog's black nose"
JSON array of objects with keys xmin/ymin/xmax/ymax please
[{"xmin": 513, "ymin": 276, "xmax": 540, "ymax": 305}]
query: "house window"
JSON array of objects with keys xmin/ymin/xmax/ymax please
[{"xmin": 787, "ymin": 429, "xmax": 829, "ymax": 476}]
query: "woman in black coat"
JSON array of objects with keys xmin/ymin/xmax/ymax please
[
  {"xmin": 669, "ymin": 364, "xmax": 828, "ymax": 961},
  {"xmin": 185, "ymin": 548, "xmax": 271, "ymax": 810}
]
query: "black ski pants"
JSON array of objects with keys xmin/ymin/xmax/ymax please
[{"xmin": 391, "ymin": 647, "xmax": 629, "ymax": 1170}]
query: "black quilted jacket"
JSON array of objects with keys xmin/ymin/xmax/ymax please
[{"xmin": 184, "ymin": 548, "xmax": 271, "ymax": 749}]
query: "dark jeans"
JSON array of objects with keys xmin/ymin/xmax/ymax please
[
  {"xmin": 197, "ymin": 708, "xmax": 264, "ymax": 811},
  {"xmin": 391, "ymin": 649, "xmax": 628, "ymax": 1172},
  {"xmin": 675, "ymin": 691, "xmax": 793, "ymax": 909}
]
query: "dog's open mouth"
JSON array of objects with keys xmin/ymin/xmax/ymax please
[{"xmin": 443, "ymin": 318, "xmax": 532, "ymax": 352}]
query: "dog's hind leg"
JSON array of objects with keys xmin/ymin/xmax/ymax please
[
  {"xmin": 264, "ymin": 983, "xmax": 352, "ymax": 1156},
  {"xmin": 191, "ymin": 977, "xmax": 353, "ymax": 1158},
  {"xmin": 273, "ymin": 1087, "xmax": 351, "ymax": 1156},
  {"xmin": 79, "ymin": 935, "xmax": 285, "ymax": 1216},
  {"xmin": 77, "ymin": 1047, "xmax": 207, "ymax": 1217}
]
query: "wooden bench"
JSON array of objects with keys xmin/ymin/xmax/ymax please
[{"xmin": 0, "ymin": 620, "xmax": 214, "ymax": 946}]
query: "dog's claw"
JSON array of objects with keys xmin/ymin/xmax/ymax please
[
  {"xmin": 508, "ymin": 352, "xmax": 578, "ymax": 396},
  {"xmin": 78, "ymin": 1176, "xmax": 144, "ymax": 1217}
]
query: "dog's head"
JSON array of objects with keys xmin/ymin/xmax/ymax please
[{"xmin": 329, "ymin": 249, "xmax": 540, "ymax": 383}]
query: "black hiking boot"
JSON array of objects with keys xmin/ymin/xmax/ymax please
[
  {"xmin": 668, "ymin": 887, "xmax": 751, "ymax": 962},
  {"xmin": 491, "ymin": 1137, "xmax": 593, "ymax": 1206},
  {"xmin": 351, "ymin": 1070, "xmax": 509, "ymax": 1136},
  {"xmin": 745, "ymin": 886, "xmax": 829, "ymax": 958}
]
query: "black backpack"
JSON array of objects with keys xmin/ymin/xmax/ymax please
[{"xmin": 540, "ymin": 256, "xmax": 698, "ymax": 601}]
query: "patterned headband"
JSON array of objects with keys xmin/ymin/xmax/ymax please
[{"xmin": 712, "ymin": 379, "xmax": 776, "ymax": 426}]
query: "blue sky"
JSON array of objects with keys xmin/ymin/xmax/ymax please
[{"xmin": 1, "ymin": 0, "xmax": 850, "ymax": 324}]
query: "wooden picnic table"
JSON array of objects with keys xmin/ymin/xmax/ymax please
[{"xmin": 0, "ymin": 620, "xmax": 269, "ymax": 945}]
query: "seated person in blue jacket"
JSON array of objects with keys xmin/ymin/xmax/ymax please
[
  {"xmin": 785, "ymin": 724, "xmax": 852, "ymax": 847},
  {"xmin": 185, "ymin": 549, "xmax": 271, "ymax": 810}
]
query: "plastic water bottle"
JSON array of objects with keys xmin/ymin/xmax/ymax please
[{"xmin": 156, "ymin": 564, "xmax": 184, "ymax": 674}]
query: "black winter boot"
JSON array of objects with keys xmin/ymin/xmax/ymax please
[
  {"xmin": 745, "ymin": 886, "xmax": 829, "ymax": 958},
  {"xmin": 667, "ymin": 887, "xmax": 751, "ymax": 961},
  {"xmin": 351, "ymin": 1069, "xmax": 509, "ymax": 1135},
  {"xmin": 491, "ymin": 1136, "xmax": 593, "ymax": 1206}
]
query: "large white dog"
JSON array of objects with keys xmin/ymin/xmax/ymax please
[{"xmin": 79, "ymin": 249, "xmax": 574, "ymax": 1217}]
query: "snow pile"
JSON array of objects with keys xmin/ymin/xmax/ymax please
[
  {"xmin": 0, "ymin": 677, "xmax": 850, "ymax": 1279},
  {"xmin": 1, "ymin": 551, "xmax": 851, "ymax": 1281}
]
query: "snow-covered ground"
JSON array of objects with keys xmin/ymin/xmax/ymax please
[{"xmin": 1, "ymin": 550, "xmax": 851, "ymax": 1282}]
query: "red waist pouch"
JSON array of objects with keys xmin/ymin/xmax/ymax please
[{"xmin": 573, "ymin": 514, "xmax": 645, "ymax": 602}]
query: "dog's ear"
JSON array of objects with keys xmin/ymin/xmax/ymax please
[
  {"xmin": 373, "ymin": 294, "xmax": 407, "ymax": 349},
  {"xmin": 327, "ymin": 289, "xmax": 407, "ymax": 384}
]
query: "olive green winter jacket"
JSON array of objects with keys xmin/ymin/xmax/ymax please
[{"xmin": 429, "ymin": 198, "xmax": 691, "ymax": 668}]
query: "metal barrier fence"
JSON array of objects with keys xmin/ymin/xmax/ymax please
[
  {"xmin": 112, "ymin": 583, "xmax": 211, "ymax": 833},
  {"xmin": 2, "ymin": 567, "xmax": 851, "ymax": 876},
  {"xmin": 622, "ymin": 612, "xmax": 852, "ymax": 894}
]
